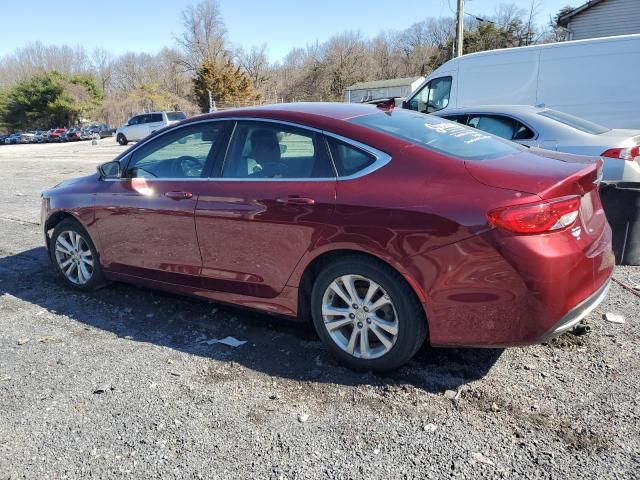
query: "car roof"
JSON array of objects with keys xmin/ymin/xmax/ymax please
[
  {"xmin": 191, "ymin": 102, "xmax": 382, "ymax": 124},
  {"xmin": 436, "ymin": 105, "xmax": 547, "ymax": 116}
]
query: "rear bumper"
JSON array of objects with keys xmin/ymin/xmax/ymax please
[
  {"xmin": 538, "ymin": 276, "xmax": 611, "ymax": 343},
  {"xmin": 406, "ymin": 220, "xmax": 614, "ymax": 347}
]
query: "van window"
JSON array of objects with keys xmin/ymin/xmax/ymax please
[
  {"xmin": 407, "ymin": 77, "xmax": 452, "ymax": 114},
  {"xmin": 537, "ymin": 109, "xmax": 610, "ymax": 135},
  {"xmin": 467, "ymin": 114, "xmax": 535, "ymax": 141},
  {"xmin": 350, "ymin": 109, "xmax": 520, "ymax": 161},
  {"xmin": 150, "ymin": 113, "xmax": 163, "ymax": 123}
]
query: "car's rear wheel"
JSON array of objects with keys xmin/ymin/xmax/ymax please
[
  {"xmin": 311, "ymin": 256, "xmax": 427, "ymax": 372},
  {"xmin": 51, "ymin": 219, "xmax": 106, "ymax": 291},
  {"xmin": 117, "ymin": 133, "xmax": 128, "ymax": 145}
]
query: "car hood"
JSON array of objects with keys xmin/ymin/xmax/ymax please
[
  {"xmin": 44, "ymin": 173, "xmax": 99, "ymax": 196},
  {"xmin": 465, "ymin": 148, "xmax": 600, "ymax": 199}
]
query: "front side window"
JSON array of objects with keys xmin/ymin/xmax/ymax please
[
  {"xmin": 466, "ymin": 114, "xmax": 535, "ymax": 141},
  {"xmin": 125, "ymin": 123, "xmax": 222, "ymax": 179},
  {"xmin": 350, "ymin": 109, "xmax": 521, "ymax": 161},
  {"xmin": 222, "ymin": 122, "xmax": 334, "ymax": 179},
  {"xmin": 128, "ymin": 116, "xmax": 140, "ymax": 126},
  {"xmin": 407, "ymin": 76, "xmax": 452, "ymax": 114}
]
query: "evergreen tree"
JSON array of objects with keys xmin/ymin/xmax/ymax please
[{"xmin": 193, "ymin": 58, "xmax": 259, "ymax": 112}]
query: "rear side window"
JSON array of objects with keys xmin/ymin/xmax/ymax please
[
  {"xmin": 150, "ymin": 113, "xmax": 163, "ymax": 123},
  {"xmin": 327, "ymin": 139, "xmax": 376, "ymax": 177},
  {"xmin": 351, "ymin": 109, "xmax": 521, "ymax": 161},
  {"xmin": 166, "ymin": 112, "xmax": 187, "ymax": 121},
  {"xmin": 466, "ymin": 114, "xmax": 535, "ymax": 141},
  {"xmin": 441, "ymin": 115, "xmax": 467, "ymax": 124}
]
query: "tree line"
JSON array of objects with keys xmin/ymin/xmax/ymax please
[{"xmin": 0, "ymin": 1, "xmax": 573, "ymax": 131}]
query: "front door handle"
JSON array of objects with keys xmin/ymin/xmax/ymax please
[
  {"xmin": 276, "ymin": 196, "xmax": 316, "ymax": 205},
  {"xmin": 165, "ymin": 191, "xmax": 193, "ymax": 200}
]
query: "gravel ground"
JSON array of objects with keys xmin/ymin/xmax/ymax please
[{"xmin": 0, "ymin": 140, "xmax": 639, "ymax": 479}]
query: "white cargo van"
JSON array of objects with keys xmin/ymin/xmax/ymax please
[{"xmin": 403, "ymin": 34, "xmax": 640, "ymax": 129}]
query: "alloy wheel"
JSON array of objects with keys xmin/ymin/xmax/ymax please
[
  {"xmin": 54, "ymin": 230, "xmax": 94, "ymax": 285},
  {"xmin": 321, "ymin": 274, "xmax": 399, "ymax": 359}
]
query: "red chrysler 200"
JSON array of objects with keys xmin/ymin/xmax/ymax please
[{"xmin": 41, "ymin": 103, "xmax": 614, "ymax": 371}]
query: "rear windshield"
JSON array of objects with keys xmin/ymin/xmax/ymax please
[
  {"xmin": 537, "ymin": 109, "xmax": 610, "ymax": 135},
  {"xmin": 350, "ymin": 109, "xmax": 520, "ymax": 160},
  {"xmin": 166, "ymin": 112, "xmax": 187, "ymax": 121}
]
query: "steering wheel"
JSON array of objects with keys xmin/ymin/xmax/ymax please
[
  {"xmin": 251, "ymin": 161, "xmax": 289, "ymax": 178},
  {"xmin": 172, "ymin": 156, "xmax": 203, "ymax": 177}
]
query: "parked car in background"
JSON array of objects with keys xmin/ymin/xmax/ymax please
[
  {"xmin": 42, "ymin": 103, "xmax": 613, "ymax": 371},
  {"xmin": 0, "ymin": 135, "xmax": 8, "ymax": 145},
  {"xmin": 115, "ymin": 111, "xmax": 187, "ymax": 145},
  {"xmin": 87, "ymin": 123, "xmax": 115, "ymax": 138},
  {"xmin": 18, "ymin": 132, "xmax": 36, "ymax": 144},
  {"xmin": 434, "ymin": 105, "xmax": 640, "ymax": 182},
  {"xmin": 65, "ymin": 128, "xmax": 83, "ymax": 142},
  {"xmin": 403, "ymin": 34, "xmax": 640, "ymax": 129},
  {"xmin": 48, "ymin": 129, "xmax": 67, "ymax": 142},
  {"xmin": 35, "ymin": 131, "xmax": 47, "ymax": 143},
  {"xmin": 5, "ymin": 133, "xmax": 20, "ymax": 144}
]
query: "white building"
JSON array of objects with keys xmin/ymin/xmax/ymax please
[
  {"xmin": 558, "ymin": 0, "xmax": 640, "ymax": 40},
  {"xmin": 344, "ymin": 77, "xmax": 424, "ymax": 103}
]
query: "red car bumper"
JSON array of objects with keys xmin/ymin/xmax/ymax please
[{"xmin": 404, "ymin": 221, "xmax": 614, "ymax": 348}]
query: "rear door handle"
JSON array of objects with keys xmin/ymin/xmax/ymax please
[
  {"xmin": 165, "ymin": 191, "xmax": 193, "ymax": 200},
  {"xmin": 276, "ymin": 196, "xmax": 316, "ymax": 205}
]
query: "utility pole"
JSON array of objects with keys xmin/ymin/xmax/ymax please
[
  {"xmin": 455, "ymin": 0, "xmax": 464, "ymax": 58},
  {"xmin": 207, "ymin": 89, "xmax": 214, "ymax": 113}
]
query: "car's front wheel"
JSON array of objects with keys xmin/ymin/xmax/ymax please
[
  {"xmin": 116, "ymin": 133, "xmax": 128, "ymax": 145},
  {"xmin": 50, "ymin": 219, "xmax": 107, "ymax": 291},
  {"xmin": 311, "ymin": 256, "xmax": 427, "ymax": 372}
]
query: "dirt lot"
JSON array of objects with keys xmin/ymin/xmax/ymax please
[{"xmin": 0, "ymin": 140, "xmax": 639, "ymax": 479}]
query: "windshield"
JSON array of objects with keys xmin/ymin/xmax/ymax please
[
  {"xmin": 166, "ymin": 112, "xmax": 187, "ymax": 121},
  {"xmin": 537, "ymin": 109, "xmax": 610, "ymax": 135},
  {"xmin": 350, "ymin": 109, "xmax": 521, "ymax": 160}
]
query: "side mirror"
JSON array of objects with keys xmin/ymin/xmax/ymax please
[
  {"xmin": 98, "ymin": 160, "xmax": 121, "ymax": 179},
  {"xmin": 279, "ymin": 144, "xmax": 288, "ymax": 155}
]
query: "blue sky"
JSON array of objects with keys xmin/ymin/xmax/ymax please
[{"xmin": 0, "ymin": 0, "xmax": 579, "ymax": 62}]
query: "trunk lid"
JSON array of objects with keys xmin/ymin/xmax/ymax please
[{"xmin": 465, "ymin": 148, "xmax": 601, "ymax": 200}]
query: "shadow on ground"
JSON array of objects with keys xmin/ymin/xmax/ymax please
[{"xmin": 0, "ymin": 247, "xmax": 503, "ymax": 393}]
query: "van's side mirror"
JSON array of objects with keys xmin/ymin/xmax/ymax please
[
  {"xmin": 98, "ymin": 160, "xmax": 121, "ymax": 179},
  {"xmin": 402, "ymin": 100, "xmax": 409, "ymax": 109}
]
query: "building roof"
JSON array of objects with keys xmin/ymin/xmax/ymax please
[
  {"xmin": 345, "ymin": 77, "xmax": 423, "ymax": 91},
  {"xmin": 558, "ymin": 0, "xmax": 607, "ymax": 26}
]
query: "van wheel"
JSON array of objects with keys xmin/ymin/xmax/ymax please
[
  {"xmin": 117, "ymin": 133, "xmax": 128, "ymax": 146},
  {"xmin": 311, "ymin": 256, "xmax": 427, "ymax": 372}
]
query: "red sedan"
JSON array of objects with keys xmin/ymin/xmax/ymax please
[{"xmin": 41, "ymin": 103, "xmax": 614, "ymax": 371}]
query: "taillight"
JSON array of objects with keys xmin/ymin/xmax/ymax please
[
  {"xmin": 487, "ymin": 196, "xmax": 581, "ymax": 234},
  {"xmin": 601, "ymin": 146, "xmax": 640, "ymax": 161}
]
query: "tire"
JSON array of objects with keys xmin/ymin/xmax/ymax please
[
  {"xmin": 117, "ymin": 133, "xmax": 128, "ymax": 146},
  {"xmin": 50, "ymin": 219, "xmax": 107, "ymax": 291},
  {"xmin": 311, "ymin": 256, "xmax": 427, "ymax": 372}
]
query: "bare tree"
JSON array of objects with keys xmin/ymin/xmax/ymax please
[
  {"xmin": 175, "ymin": 0, "xmax": 228, "ymax": 71},
  {"xmin": 235, "ymin": 43, "xmax": 271, "ymax": 92},
  {"xmin": 91, "ymin": 48, "xmax": 114, "ymax": 93}
]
